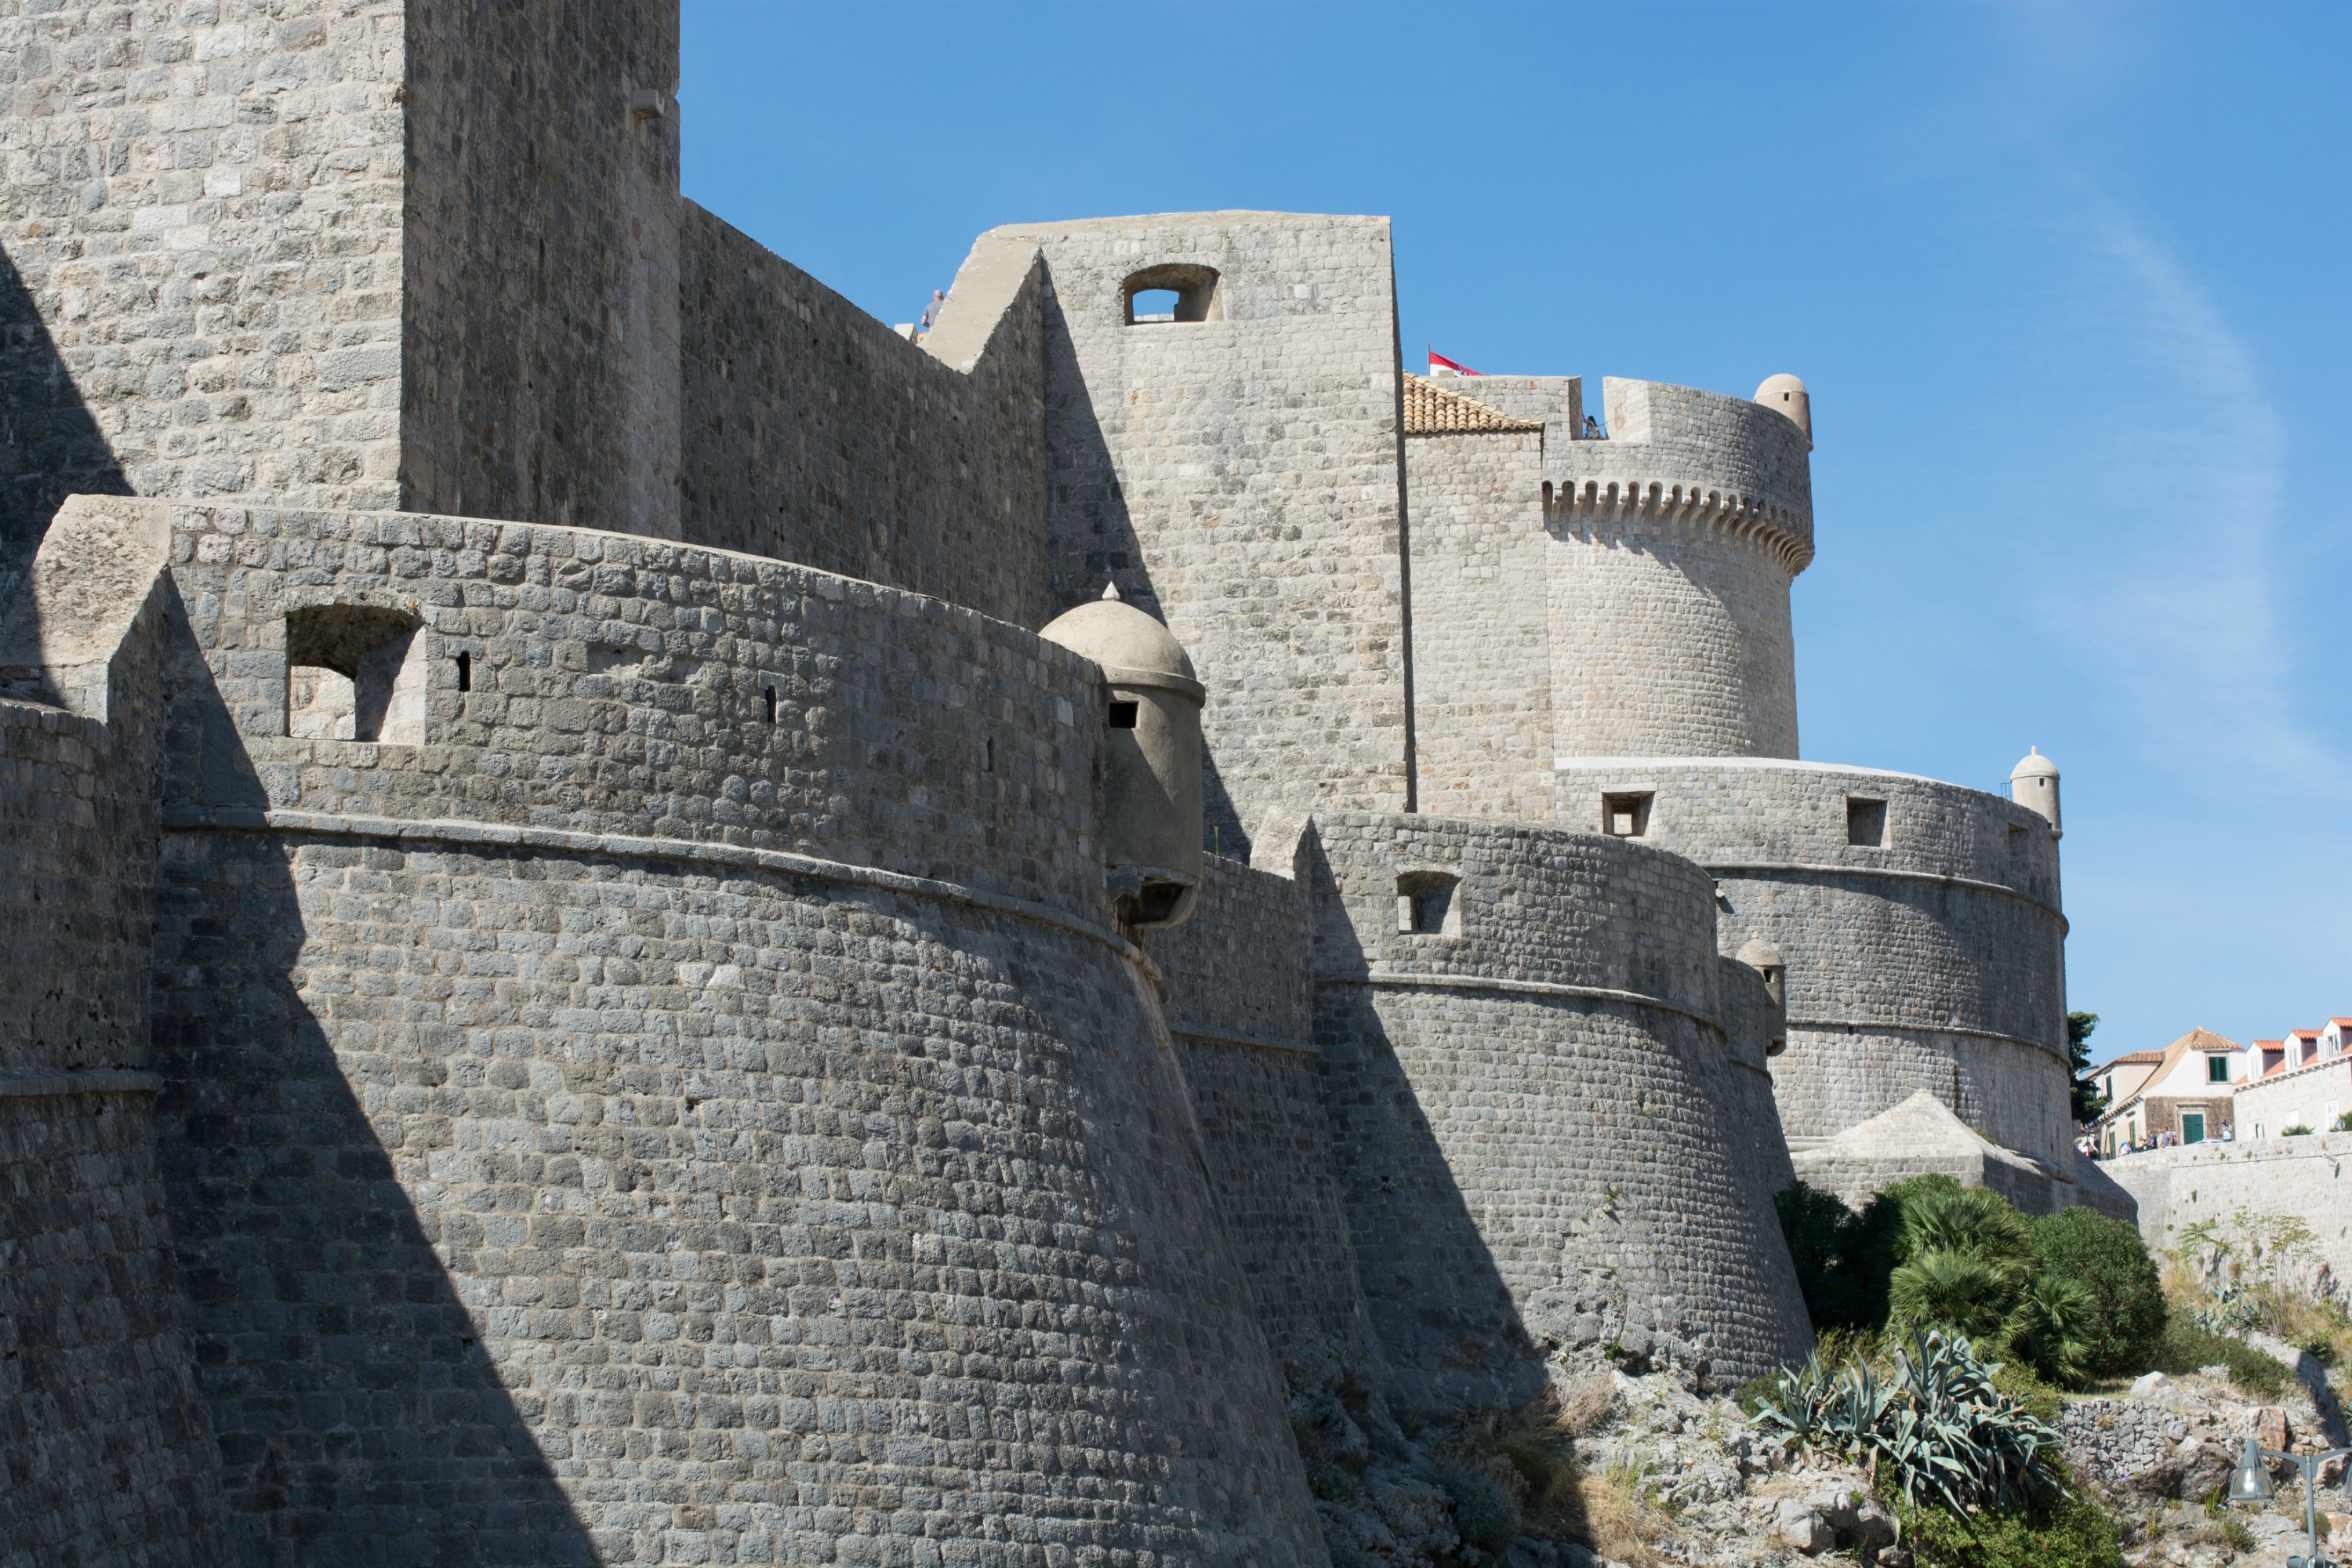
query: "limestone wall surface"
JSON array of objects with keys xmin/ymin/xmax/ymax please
[
  {"xmin": 0, "ymin": 501, "xmax": 224, "ymax": 1566},
  {"xmin": 1152, "ymin": 854, "xmax": 1382, "ymax": 1384},
  {"xmin": 1446, "ymin": 376, "xmax": 1809, "ymax": 760},
  {"xmin": 1555, "ymin": 757, "xmax": 2071, "ymax": 1165},
  {"xmin": 399, "ymin": 0, "xmax": 683, "ymax": 538},
  {"xmin": 1005, "ymin": 212, "xmax": 1412, "ymax": 851},
  {"xmin": 1404, "ymin": 429, "xmax": 1553, "ymax": 821},
  {"xmin": 1307, "ymin": 813, "xmax": 1811, "ymax": 1408},
  {"xmin": 60, "ymin": 493, "xmax": 1334, "ymax": 1562},
  {"xmin": 122, "ymin": 495, "xmax": 1100, "ymax": 914},
  {"xmin": 2103, "ymin": 1136, "xmax": 2352, "ymax": 1297},
  {"xmin": 0, "ymin": 0, "xmax": 408, "ymax": 593},
  {"xmin": 0, "ymin": 1085, "xmax": 227, "ymax": 1568},
  {"xmin": 678, "ymin": 210, "xmax": 1050, "ymax": 627}
]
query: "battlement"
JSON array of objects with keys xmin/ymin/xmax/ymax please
[{"xmin": 1457, "ymin": 375, "xmax": 1815, "ymax": 573}]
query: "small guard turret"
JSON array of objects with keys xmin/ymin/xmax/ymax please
[
  {"xmin": 2010, "ymin": 747, "xmax": 2061, "ymax": 838},
  {"xmin": 1040, "ymin": 583, "xmax": 1207, "ymax": 930}
]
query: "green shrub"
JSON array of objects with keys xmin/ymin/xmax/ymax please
[
  {"xmin": 2152, "ymin": 1321, "xmax": 2290, "ymax": 1399},
  {"xmin": 1432, "ymin": 1461, "xmax": 1521, "ymax": 1547},
  {"xmin": 2303, "ymin": 1331, "xmax": 2341, "ymax": 1368},
  {"xmin": 1887, "ymin": 1486, "xmax": 2124, "ymax": 1568},
  {"xmin": 2030, "ymin": 1207, "xmax": 2167, "ymax": 1377},
  {"xmin": 1775, "ymin": 1180, "xmax": 1902, "ymax": 1330},
  {"xmin": 2285, "ymin": 1124, "xmax": 2316, "ymax": 1137}
]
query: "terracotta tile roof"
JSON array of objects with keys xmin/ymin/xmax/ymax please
[
  {"xmin": 2096, "ymin": 1051, "xmax": 2166, "ymax": 1069},
  {"xmin": 2292, "ymin": 1029, "xmax": 2322, "ymax": 1039},
  {"xmin": 1402, "ymin": 373, "xmax": 1543, "ymax": 436},
  {"xmin": 2166, "ymin": 1027, "xmax": 2243, "ymax": 1054},
  {"xmin": 2330, "ymin": 1018, "xmax": 2352, "ymax": 1026}
]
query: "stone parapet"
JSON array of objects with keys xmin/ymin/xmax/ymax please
[
  {"xmin": 111, "ymin": 495, "xmax": 1105, "ymax": 919},
  {"xmin": 1306, "ymin": 813, "xmax": 1810, "ymax": 1406}
]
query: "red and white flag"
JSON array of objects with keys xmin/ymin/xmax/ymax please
[{"xmin": 1428, "ymin": 350, "xmax": 1483, "ymax": 376}]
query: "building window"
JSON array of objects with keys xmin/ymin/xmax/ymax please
[
  {"xmin": 1107, "ymin": 699, "xmax": 1140, "ymax": 729},
  {"xmin": 286, "ymin": 604, "xmax": 426, "ymax": 743},
  {"xmin": 1122, "ymin": 264, "xmax": 1221, "ymax": 325},
  {"xmin": 2208, "ymin": 1054, "xmax": 2230, "ymax": 1083},
  {"xmin": 1602, "ymin": 792, "xmax": 1653, "ymax": 838},
  {"xmin": 1396, "ymin": 871, "xmax": 1461, "ymax": 936},
  {"xmin": 1846, "ymin": 796, "xmax": 1887, "ymax": 848}
]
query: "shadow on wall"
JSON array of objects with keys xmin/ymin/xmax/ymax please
[
  {"xmin": 0, "ymin": 245, "xmax": 131, "ymax": 604},
  {"xmin": 151, "ymin": 615, "xmax": 595, "ymax": 1564},
  {"xmin": 1299, "ymin": 829, "xmax": 1545, "ymax": 1418},
  {"xmin": 1040, "ymin": 283, "xmax": 1259, "ymax": 860}
]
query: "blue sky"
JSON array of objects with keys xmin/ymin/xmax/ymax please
[{"xmin": 680, "ymin": 2, "xmax": 2350, "ymax": 1061}]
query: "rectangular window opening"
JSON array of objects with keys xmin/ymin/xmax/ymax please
[
  {"xmin": 1602, "ymin": 792, "xmax": 1653, "ymax": 838},
  {"xmin": 456, "ymin": 650, "xmax": 472, "ymax": 692},
  {"xmin": 285, "ymin": 604, "xmax": 425, "ymax": 744},
  {"xmin": 765, "ymin": 685, "xmax": 779, "ymax": 724},
  {"xmin": 1395, "ymin": 872, "xmax": 1461, "ymax": 936},
  {"xmin": 1847, "ymin": 796, "xmax": 1887, "ymax": 848},
  {"xmin": 1128, "ymin": 289, "xmax": 1180, "ymax": 323},
  {"xmin": 1107, "ymin": 700, "xmax": 1140, "ymax": 729},
  {"xmin": 2208, "ymin": 1055, "xmax": 2230, "ymax": 1083}
]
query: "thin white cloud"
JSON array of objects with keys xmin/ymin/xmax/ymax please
[{"xmin": 2021, "ymin": 192, "xmax": 2342, "ymax": 797}]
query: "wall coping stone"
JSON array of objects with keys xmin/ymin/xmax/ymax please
[
  {"xmin": 1167, "ymin": 1022, "xmax": 1319, "ymax": 1058},
  {"xmin": 159, "ymin": 806, "xmax": 1143, "ymax": 963},
  {"xmin": 0, "ymin": 1069, "xmax": 163, "ymax": 1100},
  {"xmin": 1706, "ymin": 861, "xmax": 2066, "ymax": 925},
  {"xmin": 1319, "ymin": 970, "xmax": 1726, "ymax": 1038}
]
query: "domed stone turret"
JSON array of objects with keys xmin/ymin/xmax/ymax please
[
  {"xmin": 1737, "ymin": 938, "xmax": 1788, "ymax": 1050},
  {"xmin": 1040, "ymin": 583, "xmax": 1207, "ymax": 929},
  {"xmin": 2010, "ymin": 747, "xmax": 2061, "ymax": 838},
  {"xmin": 1755, "ymin": 373, "xmax": 1812, "ymax": 449}
]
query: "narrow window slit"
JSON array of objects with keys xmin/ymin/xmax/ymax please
[{"xmin": 456, "ymin": 651, "xmax": 471, "ymax": 692}]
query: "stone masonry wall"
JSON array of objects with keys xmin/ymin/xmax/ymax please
[
  {"xmin": 151, "ymin": 832, "xmax": 1327, "ymax": 1565},
  {"xmin": 1556, "ymin": 758, "xmax": 2071, "ymax": 1164},
  {"xmin": 124, "ymin": 495, "xmax": 1100, "ymax": 914},
  {"xmin": 104, "ymin": 492, "xmax": 1329, "ymax": 1561},
  {"xmin": 0, "ymin": 0, "xmax": 408, "ymax": 597},
  {"xmin": 1308, "ymin": 814, "xmax": 1812, "ymax": 1409},
  {"xmin": 0, "ymin": 1086, "xmax": 227, "ymax": 1568},
  {"xmin": 677, "ymin": 209, "xmax": 1050, "ymax": 628},
  {"xmin": 1, "ymin": 503, "xmax": 224, "ymax": 1564},
  {"xmin": 1007, "ymin": 212, "xmax": 1412, "ymax": 853},
  {"xmin": 2103, "ymin": 1134, "xmax": 2352, "ymax": 1298},
  {"xmin": 1451, "ymin": 375, "xmax": 1810, "ymax": 760},
  {"xmin": 399, "ymin": 0, "xmax": 683, "ymax": 538},
  {"xmin": 1404, "ymin": 428, "xmax": 1553, "ymax": 821},
  {"xmin": 1152, "ymin": 854, "xmax": 1383, "ymax": 1383}
]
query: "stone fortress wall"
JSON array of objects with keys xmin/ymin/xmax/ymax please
[
  {"xmin": 1305, "ymin": 813, "xmax": 1813, "ymax": 1406},
  {"xmin": 997, "ymin": 212, "xmax": 1417, "ymax": 851},
  {"xmin": 1441, "ymin": 374, "xmax": 1813, "ymax": 763},
  {"xmin": 1552, "ymin": 758, "xmax": 2071, "ymax": 1167},
  {"xmin": 0, "ymin": 3, "xmax": 2087, "ymax": 1561},
  {"xmin": 1399, "ymin": 360, "xmax": 2072, "ymax": 1190},
  {"xmin": 1, "ymin": 506, "xmax": 228, "ymax": 1568}
]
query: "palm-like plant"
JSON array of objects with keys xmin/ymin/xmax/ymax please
[{"xmin": 1890, "ymin": 1247, "xmax": 2019, "ymax": 1341}]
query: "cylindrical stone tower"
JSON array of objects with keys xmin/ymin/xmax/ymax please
[
  {"xmin": 1541, "ymin": 377, "xmax": 1814, "ymax": 759},
  {"xmin": 1309, "ymin": 814, "xmax": 1813, "ymax": 1409}
]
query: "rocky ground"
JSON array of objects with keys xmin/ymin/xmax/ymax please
[{"xmin": 1305, "ymin": 1341, "xmax": 2352, "ymax": 1568}]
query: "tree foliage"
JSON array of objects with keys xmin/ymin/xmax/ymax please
[
  {"xmin": 2068, "ymin": 1011, "xmax": 2107, "ymax": 1124},
  {"xmin": 1774, "ymin": 1176, "xmax": 2159, "ymax": 1388}
]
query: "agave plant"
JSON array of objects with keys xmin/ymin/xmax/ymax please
[{"xmin": 1749, "ymin": 1330, "xmax": 2062, "ymax": 1514}]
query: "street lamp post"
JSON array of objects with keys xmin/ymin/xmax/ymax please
[{"xmin": 2231, "ymin": 1429, "xmax": 2352, "ymax": 1568}]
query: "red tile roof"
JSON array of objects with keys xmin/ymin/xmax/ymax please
[{"xmin": 1401, "ymin": 374, "xmax": 1544, "ymax": 436}]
